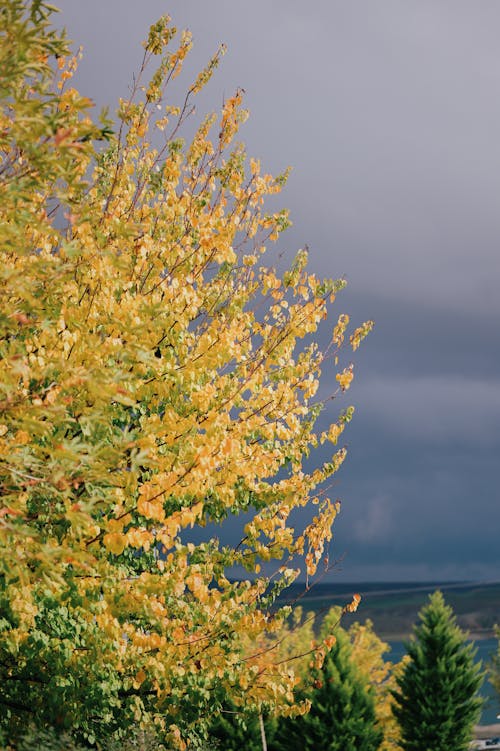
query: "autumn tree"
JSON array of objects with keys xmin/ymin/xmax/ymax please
[
  {"xmin": 391, "ymin": 591, "xmax": 483, "ymax": 751},
  {"xmin": 0, "ymin": 1, "xmax": 371, "ymax": 746},
  {"xmin": 349, "ymin": 619, "xmax": 404, "ymax": 751}
]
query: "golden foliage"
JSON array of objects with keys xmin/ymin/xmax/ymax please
[
  {"xmin": 0, "ymin": 2, "xmax": 372, "ymax": 744},
  {"xmin": 350, "ymin": 620, "xmax": 405, "ymax": 751}
]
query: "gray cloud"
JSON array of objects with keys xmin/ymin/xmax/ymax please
[
  {"xmin": 354, "ymin": 374, "xmax": 500, "ymax": 444},
  {"xmin": 351, "ymin": 493, "xmax": 397, "ymax": 544}
]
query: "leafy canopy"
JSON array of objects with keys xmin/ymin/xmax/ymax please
[{"xmin": 0, "ymin": 1, "xmax": 372, "ymax": 746}]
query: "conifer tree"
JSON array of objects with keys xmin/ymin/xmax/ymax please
[
  {"xmin": 273, "ymin": 625, "xmax": 383, "ymax": 751},
  {"xmin": 391, "ymin": 591, "xmax": 483, "ymax": 751}
]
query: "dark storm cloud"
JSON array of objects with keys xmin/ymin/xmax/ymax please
[{"xmin": 56, "ymin": 1, "xmax": 500, "ymax": 580}]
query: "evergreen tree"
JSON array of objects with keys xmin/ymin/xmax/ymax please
[
  {"xmin": 392, "ymin": 590, "xmax": 484, "ymax": 751},
  {"xmin": 273, "ymin": 627, "xmax": 383, "ymax": 751}
]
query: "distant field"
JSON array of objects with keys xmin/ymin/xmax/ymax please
[{"xmin": 276, "ymin": 580, "xmax": 500, "ymax": 639}]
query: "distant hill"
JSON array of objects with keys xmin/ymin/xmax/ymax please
[{"xmin": 276, "ymin": 580, "xmax": 500, "ymax": 639}]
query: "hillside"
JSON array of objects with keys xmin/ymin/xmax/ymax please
[{"xmin": 277, "ymin": 580, "xmax": 500, "ymax": 639}]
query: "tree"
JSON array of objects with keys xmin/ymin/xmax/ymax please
[
  {"xmin": 391, "ymin": 591, "xmax": 484, "ymax": 751},
  {"xmin": 273, "ymin": 612, "xmax": 383, "ymax": 751},
  {"xmin": 0, "ymin": 1, "xmax": 372, "ymax": 747}
]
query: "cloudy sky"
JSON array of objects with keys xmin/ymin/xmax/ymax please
[{"xmin": 56, "ymin": 1, "xmax": 500, "ymax": 582}]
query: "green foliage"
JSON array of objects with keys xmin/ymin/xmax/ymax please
[
  {"xmin": 0, "ymin": 725, "xmax": 167, "ymax": 751},
  {"xmin": 0, "ymin": 727, "xmax": 85, "ymax": 751},
  {"xmin": 273, "ymin": 626, "xmax": 383, "ymax": 751},
  {"xmin": 391, "ymin": 591, "xmax": 483, "ymax": 751},
  {"xmin": 207, "ymin": 704, "xmax": 269, "ymax": 751}
]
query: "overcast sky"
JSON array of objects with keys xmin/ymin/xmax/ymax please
[{"xmin": 56, "ymin": 1, "xmax": 500, "ymax": 582}]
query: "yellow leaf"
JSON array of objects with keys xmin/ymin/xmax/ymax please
[
  {"xmin": 137, "ymin": 496, "xmax": 165, "ymax": 522},
  {"xmin": 133, "ymin": 668, "xmax": 147, "ymax": 688},
  {"xmin": 103, "ymin": 532, "xmax": 126, "ymax": 555}
]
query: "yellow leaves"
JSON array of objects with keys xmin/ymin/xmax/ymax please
[
  {"xmin": 220, "ymin": 436, "xmax": 238, "ymax": 457},
  {"xmin": 186, "ymin": 571, "xmax": 209, "ymax": 603},
  {"xmin": 145, "ymin": 502, "xmax": 204, "ymax": 551},
  {"xmin": 333, "ymin": 313, "xmax": 350, "ymax": 346},
  {"xmin": 304, "ymin": 499, "xmax": 340, "ymax": 577},
  {"xmin": 126, "ymin": 528, "xmax": 153, "ymax": 551},
  {"xmin": 312, "ymin": 646, "xmax": 326, "ymax": 670},
  {"xmin": 179, "ymin": 501, "xmax": 204, "ymax": 527},
  {"xmin": 166, "ymin": 725, "xmax": 187, "ymax": 751},
  {"xmin": 43, "ymin": 385, "xmax": 60, "ymax": 405},
  {"xmin": 133, "ymin": 668, "xmax": 147, "ymax": 689},
  {"xmin": 324, "ymin": 422, "xmax": 341, "ymax": 445},
  {"xmin": 156, "ymin": 529, "xmax": 177, "ymax": 551},
  {"xmin": 187, "ymin": 113, "xmax": 216, "ymax": 165},
  {"xmin": 298, "ymin": 373, "xmax": 319, "ymax": 399},
  {"xmin": 137, "ymin": 496, "xmax": 165, "ymax": 523},
  {"xmin": 350, "ymin": 320, "xmax": 375, "ymax": 351},
  {"xmin": 57, "ymin": 55, "xmax": 81, "ymax": 91},
  {"xmin": 262, "ymin": 269, "xmax": 282, "ymax": 294},
  {"xmin": 336, "ymin": 366, "xmax": 354, "ymax": 391},
  {"xmin": 14, "ymin": 430, "xmax": 30, "ymax": 445},
  {"xmin": 137, "ymin": 476, "xmax": 177, "ymax": 517},
  {"xmin": 103, "ymin": 532, "xmax": 127, "ymax": 556},
  {"xmin": 171, "ymin": 625, "xmax": 186, "ymax": 642},
  {"xmin": 304, "ymin": 552, "xmax": 316, "ymax": 577},
  {"xmin": 324, "ymin": 634, "xmax": 336, "ymax": 650},
  {"xmin": 144, "ymin": 15, "xmax": 174, "ymax": 55},
  {"xmin": 250, "ymin": 157, "xmax": 261, "ymax": 176},
  {"xmin": 196, "ymin": 443, "xmax": 214, "ymax": 469},
  {"xmin": 218, "ymin": 89, "xmax": 247, "ymax": 148},
  {"xmin": 349, "ymin": 620, "xmax": 403, "ymax": 751},
  {"xmin": 189, "ymin": 43, "xmax": 226, "ymax": 96},
  {"xmin": 239, "ymin": 673, "xmax": 249, "ymax": 690},
  {"xmin": 54, "ymin": 126, "xmax": 76, "ymax": 148},
  {"xmin": 10, "ymin": 585, "xmax": 38, "ymax": 628},
  {"xmin": 344, "ymin": 593, "xmax": 361, "ymax": 613},
  {"xmin": 190, "ymin": 382, "xmax": 217, "ymax": 412}
]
